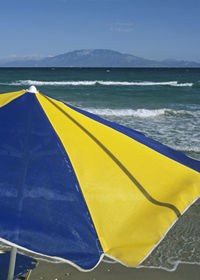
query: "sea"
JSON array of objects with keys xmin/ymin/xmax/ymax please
[{"xmin": 0, "ymin": 67, "xmax": 200, "ymax": 271}]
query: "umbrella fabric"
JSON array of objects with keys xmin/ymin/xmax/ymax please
[
  {"xmin": 0, "ymin": 89, "xmax": 200, "ymax": 270},
  {"xmin": 0, "ymin": 252, "xmax": 36, "ymax": 279}
]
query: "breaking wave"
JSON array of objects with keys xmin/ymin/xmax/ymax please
[
  {"xmin": 170, "ymin": 145, "xmax": 200, "ymax": 154},
  {"xmin": 98, "ymin": 81, "xmax": 193, "ymax": 87},
  {"xmin": 1, "ymin": 80, "xmax": 194, "ymax": 87},
  {"xmin": 8, "ymin": 80, "xmax": 97, "ymax": 86},
  {"xmin": 83, "ymin": 108, "xmax": 195, "ymax": 118}
]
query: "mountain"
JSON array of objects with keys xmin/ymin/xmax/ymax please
[
  {"xmin": 0, "ymin": 55, "xmax": 44, "ymax": 67},
  {"xmin": 0, "ymin": 49, "xmax": 200, "ymax": 67},
  {"xmin": 39, "ymin": 49, "xmax": 159, "ymax": 67}
]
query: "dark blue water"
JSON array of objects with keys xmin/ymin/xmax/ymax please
[{"xmin": 0, "ymin": 67, "xmax": 200, "ymax": 270}]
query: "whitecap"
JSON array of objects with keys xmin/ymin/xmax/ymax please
[
  {"xmin": 83, "ymin": 108, "xmax": 195, "ymax": 118},
  {"xmin": 170, "ymin": 145, "xmax": 200, "ymax": 153},
  {"xmin": 1, "ymin": 80, "xmax": 193, "ymax": 87},
  {"xmin": 9, "ymin": 80, "xmax": 97, "ymax": 86}
]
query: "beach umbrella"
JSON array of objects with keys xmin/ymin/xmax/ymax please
[{"xmin": 0, "ymin": 86, "xmax": 200, "ymax": 279}]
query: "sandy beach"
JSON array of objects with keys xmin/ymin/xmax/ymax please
[{"xmin": 28, "ymin": 260, "xmax": 200, "ymax": 280}]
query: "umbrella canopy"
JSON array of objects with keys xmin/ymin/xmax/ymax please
[{"xmin": 0, "ymin": 88, "xmax": 200, "ymax": 271}]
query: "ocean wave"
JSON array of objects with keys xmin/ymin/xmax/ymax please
[
  {"xmin": 138, "ymin": 260, "xmax": 200, "ymax": 272},
  {"xmin": 170, "ymin": 82, "xmax": 193, "ymax": 87},
  {"xmin": 8, "ymin": 80, "xmax": 97, "ymax": 86},
  {"xmin": 1, "ymin": 80, "xmax": 193, "ymax": 87},
  {"xmin": 83, "ymin": 108, "xmax": 195, "ymax": 118},
  {"xmin": 98, "ymin": 81, "xmax": 193, "ymax": 87},
  {"xmin": 171, "ymin": 145, "xmax": 200, "ymax": 154}
]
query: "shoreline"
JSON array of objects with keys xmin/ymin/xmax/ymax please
[{"xmin": 28, "ymin": 260, "xmax": 200, "ymax": 280}]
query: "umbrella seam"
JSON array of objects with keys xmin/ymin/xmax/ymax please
[
  {"xmin": 65, "ymin": 102, "xmax": 200, "ymax": 174},
  {"xmin": 137, "ymin": 194, "xmax": 200, "ymax": 269},
  {"xmin": 0, "ymin": 90, "xmax": 26, "ymax": 108},
  {"xmin": 41, "ymin": 94, "xmax": 181, "ymax": 218},
  {"xmin": 15, "ymin": 92, "xmax": 33, "ymax": 243},
  {"xmin": 34, "ymin": 92, "xmax": 104, "ymax": 260}
]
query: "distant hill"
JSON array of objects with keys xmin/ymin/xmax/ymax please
[{"xmin": 0, "ymin": 49, "xmax": 200, "ymax": 67}]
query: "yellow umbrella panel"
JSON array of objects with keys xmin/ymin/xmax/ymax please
[{"xmin": 0, "ymin": 89, "xmax": 200, "ymax": 270}]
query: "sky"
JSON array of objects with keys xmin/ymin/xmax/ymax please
[{"xmin": 0, "ymin": 0, "xmax": 199, "ymax": 61}]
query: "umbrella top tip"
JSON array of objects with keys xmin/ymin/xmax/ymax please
[{"xmin": 27, "ymin": 85, "xmax": 38, "ymax": 94}]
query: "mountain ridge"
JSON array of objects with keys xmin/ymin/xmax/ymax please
[{"xmin": 0, "ymin": 49, "xmax": 200, "ymax": 67}]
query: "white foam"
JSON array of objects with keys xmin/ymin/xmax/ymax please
[
  {"xmin": 98, "ymin": 81, "xmax": 193, "ymax": 87},
  {"xmin": 171, "ymin": 82, "xmax": 193, "ymax": 87},
  {"xmin": 9, "ymin": 80, "xmax": 97, "ymax": 86},
  {"xmin": 170, "ymin": 145, "xmax": 200, "ymax": 153},
  {"xmin": 4, "ymin": 80, "xmax": 193, "ymax": 87},
  {"xmin": 98, "ymin": 81, "xmax": 183, "ymax": 86},
  {"xmin": 83, "ymin": 108, "xmax": 194, "ymax": 118}
]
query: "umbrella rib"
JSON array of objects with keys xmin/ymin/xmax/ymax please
[{"xmin": 42, "ymin": 95, "xmax": 181, "ymax": 218}]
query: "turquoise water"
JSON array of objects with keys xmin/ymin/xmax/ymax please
[
  {"xmin": 0, "ymin": 67, "xmax": 200, "ymax": 270},
  {"xmin": 1, "ymin": 68, "xmax": 199, "ymax": 160}
]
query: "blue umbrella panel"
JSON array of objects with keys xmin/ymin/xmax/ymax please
[{"xmin": 0, "ymin": 89, "xmax": 199, "ymax": 270}]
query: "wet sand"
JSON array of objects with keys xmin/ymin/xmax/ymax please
[{"xmin": 28, "ymin": 261, "xmax": 200, "ymax": 280}]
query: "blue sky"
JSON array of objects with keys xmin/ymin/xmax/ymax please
[{"xmin": 0, "ymin": 0, "xmax": 199, "ymax": 60}]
